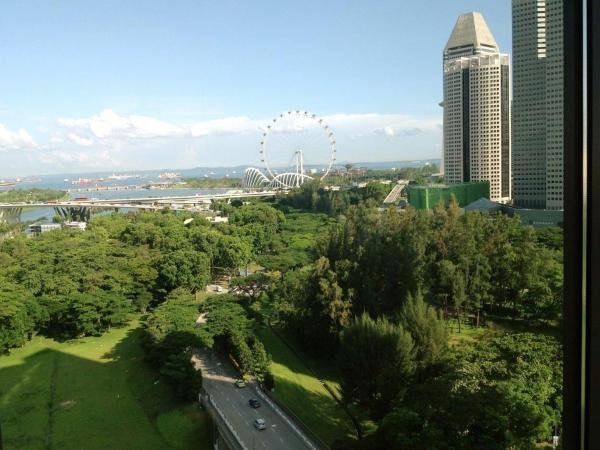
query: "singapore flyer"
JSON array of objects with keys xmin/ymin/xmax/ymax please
[{"xmin": 258, "ymin": 110, "xmax": 337, "ymax": 189}]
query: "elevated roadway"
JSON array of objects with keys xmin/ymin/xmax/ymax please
[
  {"xmin": 382, "ymin": 181, "xmax": 408, "ymax": 205},
  {"xmin": 0, "ymin": 190, "xmax": 278, "ymax": 214},
  {"xmin": 193, "ymin": 350, "xmax": 319, "ymax": 450}
]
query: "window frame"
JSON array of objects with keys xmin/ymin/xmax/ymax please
[{"xmin": 563, "ymin": 0, "xmax": 599, "ymax": 448}]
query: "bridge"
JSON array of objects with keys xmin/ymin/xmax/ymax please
[
  {"xmin": 0, "ymin": 190, "xmax": 278, "ymax": 222},
  {"xmin": 382, "ymin": 180, "xmax": 409, "ymax": 205}
]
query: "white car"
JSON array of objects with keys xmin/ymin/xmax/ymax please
[{"xmin": 253, "ymin": 418, "xmax": 266, "ymax": 430}]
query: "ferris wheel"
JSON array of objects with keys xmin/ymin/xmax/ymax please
[{"xmin": 259, "ymin": 110, "xmax": 337, "ymax": 188}]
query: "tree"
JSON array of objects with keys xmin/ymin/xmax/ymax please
[
  {"xmin": 0, "ymin": 297, "xmax": 34, "ymax": 352},
  {"xmin": 263, "ymin": 370, "xmax": 275, "ymax": 391},
  {"xmin": 159, "ymin": 350, "xmax": 203, "ymax": 400},
  {"xmin": 156, "ymin": 249, "xmax": 210, "ymax": 294},
  {"xmin": 437, "ymin": 259, "xmax": 466, "ymax": 331},
  {"xmin": 385, "ymin": 333, "xmax": 563, "ymax": 450},
  {"xmin": 230, "ymin": 272, "xmax": 276, "ymax": 302},
  {"xmin": 214, "ymin": 235, "xmax": 252, "ymax": 273},
  {"xmin": 66, "ymin": 291, "xmax": 130, "ymax": 337},
  {"xmin": 399, "ymin": 292, "xmax": 447, "ymax": 373},
  {"xmin": 338, "ymin": 313, "xmax": 415, "ymax": 419},
  {"xmin": 277, "ymin": 258, "xmax": 352, "ymax": 354}
]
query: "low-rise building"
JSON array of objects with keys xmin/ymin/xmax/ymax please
[
  {"xmin": 27, "ymin": 223, "xmax": 62, "ymax": 235},
  {"xmin": 63, "ymin": 221, "xmax": 87, "ymax": 230},
  {"xmin": 464, "ymin": 198, "xmax": 563, "ymax": 227}
]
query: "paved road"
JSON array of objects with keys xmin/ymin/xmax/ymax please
[{"xmin": 193, "ymin": 350, "xmax": 315, "ymax": 450}]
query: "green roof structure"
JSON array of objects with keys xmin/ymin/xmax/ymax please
[{"xmin": 407, "ymin": 181, "xmax": 490, "ymax": 210}]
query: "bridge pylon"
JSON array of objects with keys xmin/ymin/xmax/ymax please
[
  {"xmin": 0, "ymin": 207, "xmax": 23, "ymax": 224},
  {"xmin": 54, "ymin": 206, "xmax": 92, "ymax": 222}
]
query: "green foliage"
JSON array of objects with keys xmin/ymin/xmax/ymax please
[
  {"xmin": 142, "ymin": 288, "xmax": 205, "ymax": 400},
  {"xmin": 65, "ymin": 291, "xmax": 131, "ymax": 337},
  {"xmin": 338, "ymin": 313, "xmax": 415, "ymax": 419},
  {"xmin": 373, "ymin": 333, "xmax": 562, "ymax": 450},
  {"xmin": 316, "ymin": 206, "xmax": 429, "ymax": 317},
  {"xmin": 0, "ymin": 206, "xmax": 276, "ymax": 345},
  {"xmin": 213, "ymin": 234, "xmax": 252, "ymax": 271},
  {"xmin": 156, "ymin": 248, "xmax": 210, "ymax": 293},
  {"xmin": 277, "ymin": 180, "xmax": 390, "ymax": 215},
  {"xmin": 182, "ymin": 177, "xmax": 241, "ymax": 188},
  {"xmin": 0, "ymin": 188, "xmax": 67, "ymax": 203},
  {"xmin": 263, "ymin": 370, "xmax": 275, "ymax": 390},
  {"xmin": 0, "ymin": 295, "xmax": 34, "ymax": 352},
  {"xmin": 265, "ymin": 200, "xmax": 563, "ymax": 447},
  {"xmin": 259, "ymin": 210, "xmax": 332, "ymax": 271},
  {"xmin": 229, "ymin": 203, "xmax": 285, "ymax": 253},
  {"xmin": 399, "ymin": 292, "xmax": 447, "ymax": 372},
  {"xmin": 270, "ymin": 258, "xmax": 352, "ymax": 353},
  {"xmin": 159, "ymin": 350, "xmax": 203, "ymax": 400},
  {"xmin": 230, "ymin": 272, "xmax": 276, "ymax": 301},
  {"xmin": 145, "ymin": 288, "xmax": 200, "ymax": 342}
]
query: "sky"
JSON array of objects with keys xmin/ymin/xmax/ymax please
[{"xmin": 0, "ymin": 0, "xmax": 511, "ymax": 177}]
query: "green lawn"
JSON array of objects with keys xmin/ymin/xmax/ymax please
[
  {"xmin": 257, "ymin": 327, "xmax": 356, "ymax": 446},
  {"xmin": 447, "ymin": 315, "xmax": 561, "ymax": 347},
  {"xmin": 0, "ymin": 322, "xmax": 211, "ymax": 450},
  {"xmin": 447, "ymin": 318, "xmax": 490, "ymax": 346}
]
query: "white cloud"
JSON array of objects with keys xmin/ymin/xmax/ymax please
[
  {"xmin": 0, "ymin": 124, "xmax": 36, "ymax": 150},
  {"xmin": 38, "ymin": 149, "xmax": 121, "ymax": 168},
  {"xmin": 58, "ymin": 109, "xmax": 185, "ymax": 140},
  {"xmin": 189, "ymin": 116, "xmax": 259, "ymax": 137},
  {"xmin": 57, "ymin": 109, "xmax": 442, "ymax": 144},
  {"xmin": 323, "ymin": 113, "xmax": 441, "ymax": 138},
  {"xmin": 68, "ymin": 133, "xmax": 93, "ymax": 147}
]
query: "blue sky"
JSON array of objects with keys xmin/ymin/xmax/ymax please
[{"xmin": 0, "ymin": 0, "xmax": 510, "ymax": 176}]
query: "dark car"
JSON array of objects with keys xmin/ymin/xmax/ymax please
[{"xmin": 248, "ymin": 398, "xmax": 261, "ymax": 408}]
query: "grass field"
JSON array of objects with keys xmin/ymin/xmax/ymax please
[
  {"xmin": 257, "ymin": 327, "xmax": 356, "ymax": 446},
  {"xmin": 0, "ymin": 322, "xmax": 211, "ymax": 450}
]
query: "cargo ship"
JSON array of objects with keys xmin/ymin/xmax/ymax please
[
  {"xmin": 107, "ymin": 173, "xmax": 139, "ymax": 181},
  {"xmin": 71, "ymin": 178, "xmax": 97, "ymax": 186},
  {"xmin": 158, "ymin": 172, "xmax": 181, "ymax": 180}
]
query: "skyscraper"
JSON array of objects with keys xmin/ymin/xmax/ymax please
[
  {"xmin": 442, "ymin": 12, "xmax": 511, "ymax": 203},
  {"xmin": 512, "ymin": 0, "xmax": 564, "ymax": 210}
]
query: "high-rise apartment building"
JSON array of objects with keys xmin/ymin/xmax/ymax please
[
  {"xmin": 442, "ymin": 12, "xmax": 511, "ymax": 203},
  {"xmin": 512, "ymin": 0, "xmax": 564, "ymax": 210}
]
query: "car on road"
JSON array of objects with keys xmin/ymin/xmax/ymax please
[
  {"xmin": 234, "ymin": 379, "xmax": 246, "ymax": 388},
  {"xmin": 253, "ymin": 418, "xmax": 266, "ymax": 430},
  {"xmin": 248, "ymin": 398, "xmax": 261, "ymax": 408}
]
